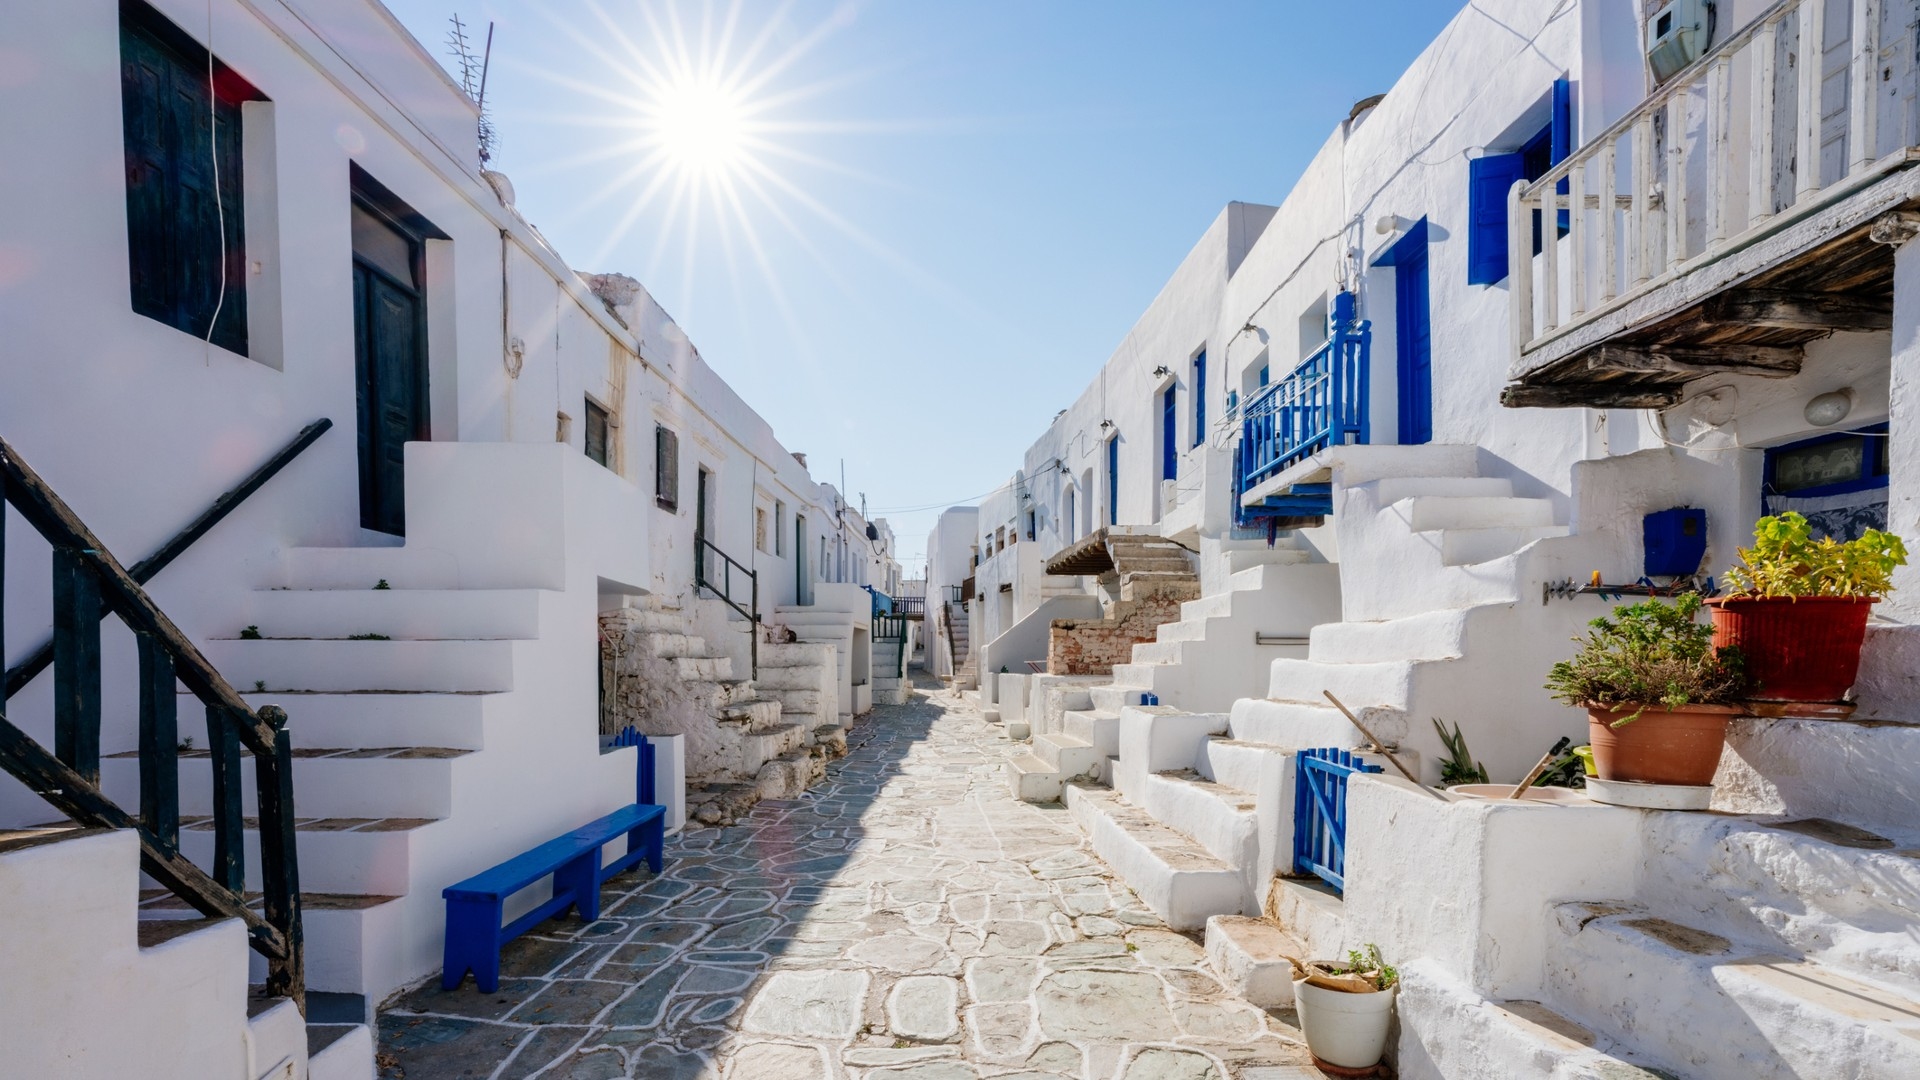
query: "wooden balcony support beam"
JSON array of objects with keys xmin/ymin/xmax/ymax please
[
  {"xmin": 1584, "ymin": 342, "xmax": 1805, "ymax": 378},
  {"xmin": 1701, "ymin": 288, "xmax": 1893, "ymax": 331}
]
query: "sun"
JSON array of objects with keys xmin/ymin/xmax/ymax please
[{"xmin": 647, "ymin": 73, "xmax": 751, "ymax": 180}]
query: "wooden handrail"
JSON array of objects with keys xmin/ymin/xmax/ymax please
[
  {"xmin": 0, "ymin": 435, "xmax": 305, "ymax": 1009},
  {"xmin": 5, "ymin": 419, "xmax": 331, "ymax": 700}
]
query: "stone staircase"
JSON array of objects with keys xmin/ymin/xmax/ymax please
[
  {"xmin": 602, "ymin": 596, "xmax": 836, "ymax": 825},
  {"xmin": 944, "ymin": 599, "xmax": 972, "ymax": 687},
  {"xmin": 0, "ymin": 827, "xmax": 373, "ymax": 1079},
  {"xmin": 775, "ymin": 603, "xmax": 870, "ymax": 720},
  {"xmin": 95, "ymin": 542, "xmax": 639, "ymax": 1013}
]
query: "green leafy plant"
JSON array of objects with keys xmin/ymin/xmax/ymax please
[
  {"xmin": 1724, "ymin": 512, "xmax": 1907, "ymax": 599},
  {"xmin": 1545, "ymin": 593, "xmax": 1747, "ymax": 725},
  {"xmin": 348, "ymin": 632, "xmax": 391, "ymax": 641},
  {"xmin": 239, "ymin": 625, "xmax": 262, "ymax": 640},
  {"xmin": 1329, "ymin": 944, "xmax": 1398, "ymax": 991},
  {"xmin": 252, "ymin": 680, "xmax": 266, "ymax": 693},
  {"xmin": 1431, "ymin": 718, "xmax": 1489, "ymax": 786},
  {"xmin": 373, "ymin": 579, "xmax": 391, "ymax": 591}
]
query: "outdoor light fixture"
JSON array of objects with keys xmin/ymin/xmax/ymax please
[
  {"xmin": 1152, "ymin": 365, "xmax": 1171, "ymax": 378},
  {"xmin": 1375, "ymin": 214, "xmax": 1413, "ymax": 236},
  {"xmin": 1100, "ymin": 419, "xmax": 1114, "ymax": 430},
  {"xmin": 1804, "ymin": 388, "xmax": 1854, "ymax": 427}
]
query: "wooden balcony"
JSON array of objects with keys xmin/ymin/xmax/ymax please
[{"xmin": 1505, "ymin": 0, "xmax": 1920, "ymax": 408}]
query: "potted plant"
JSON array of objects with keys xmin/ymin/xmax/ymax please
[
  {"xmin": 1545, "ymin": 593, "xmax": 1747, "ymax": 786},
  {"xmin": 1711, "ymin": 512, "xmax": 1907, "ymax": 702},
  {"xmin": 1290, "ymin": 945, "xmax": 1398, "ymax": 1073}
]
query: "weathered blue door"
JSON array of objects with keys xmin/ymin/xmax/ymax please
[
  {"xmin": 352, "ymin": 200, "xmax": 428, "ymax": 536},
  {"xmin": 1107, "ymin": 436, "xmax": 1119, "ymax": 526},
  {"xmin": 1392, "ymin": 220, "xmax": 1432, "ymax": 445},
  {"xmin": 1161, "ymin": 386, "xmax": 1177, "ymax": 481}
]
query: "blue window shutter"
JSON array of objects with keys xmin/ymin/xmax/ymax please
[
  {"xmin": 1161, "ymin": 385, "xmax": 1177, "ymax": 481},
  {"xmin": 1192, "ymin": 351, "xmax": 1207, "ymax": 447},
  {"xmin": 1467, "ymin": 153, "xmax": 1525, "ymax": 285},
  {"xmin": 1550, "ymin": 77, "xmax": 1572, "ymax": 165}
]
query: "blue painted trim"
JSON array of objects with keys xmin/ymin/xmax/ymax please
[
  {"xmin": 1162, "ymin": 384, "xmax": 1178, "ymax": 481},
  {"xmin": 1762, "ymin": 423, "xmax": 1890, "ymax": 501},
  {"xmin": 1192, "ymin": 350, "xmax": 1208, "ymax": 448},
  {"xmin": 1293, "ymin": 748, "xmax": 1383, "ymax": 893}
]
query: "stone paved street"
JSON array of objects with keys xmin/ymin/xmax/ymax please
[{"xmin": 377, "ymin": 674, "xmax": 1315, "ymax": 1079}]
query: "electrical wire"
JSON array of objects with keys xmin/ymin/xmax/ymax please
[{"xmin": 205, "ymin": 1, "xmax": 226, "ymax": 360}]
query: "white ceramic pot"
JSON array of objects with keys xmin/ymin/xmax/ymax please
[{"xmin": 1293, "ymin": 975, "xmax": 1396, "ymax": 1069}]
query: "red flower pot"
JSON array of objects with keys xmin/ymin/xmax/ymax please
[
  {"xmin": 1707, "ymin": 596, "xmax": 1875, "ymax": 703},
  {"xmin": 1586, "ymin": 704, "xmax": 1740, "ymax": 786}
]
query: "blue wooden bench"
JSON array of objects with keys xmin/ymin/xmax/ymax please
[{"xmin": 442, "ymin": 731, "xmax": 664, "ymax": 992}]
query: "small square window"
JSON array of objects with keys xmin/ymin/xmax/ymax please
[
  {"xmin": 756, "ymin": 507, "xmax": 769, "ymax": 553},
  {"xmin": 584, "ymin": 399, "xmax": 610, "ymax": 467},
  {"xmin": 655, "ymin": 425, "xmax": 679, "ymax": 510},
  {"xmin": 774, "ymin": 501, "xmax": 787, "ymax": 555}
]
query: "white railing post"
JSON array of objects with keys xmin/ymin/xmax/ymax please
[
  {"xmin": 1634, "ymin": 114, "xmax": 1656, "ymax": 284},
  {"xmin": 1752, "ymin": 14, "xmax": 1781, "ymax": 226},
  {"xmin": 1667, "ymin": 93, "xmax": 1689, "ymax": 268},
  {"xmin": 1509, "ymin": 178, "xmax": 1533, "ymax": 356},
  {"xmin": 1708, "ymin": 54, "xmax": 1732, "ymax": 244},
  {"xmin": 1600, "ymin": 138, "xmax": 1619, "ymax": 302},
  {"xmin": 1569, "ymin": 160, "xmax": 1587, "ymax": 317},
  {"xmin": 1542, "ymin": 185, "xmax": 1559, "ymax": 332},
  {"xmin": 1850, "ymin": 0, "xmax": 1881, "ymax": 174},
  {"xmin": 1796, "ymin": 0, "xmax": 1827, "ymax": 205}
]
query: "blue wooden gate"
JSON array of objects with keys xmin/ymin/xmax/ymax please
[
  {"xmin": 1293, "ymin": 748, "xmax": 1382, "ymax": 892},
  {"xmin": 608, "ymin": 726, "xmax": 658, "ymax": 805}
]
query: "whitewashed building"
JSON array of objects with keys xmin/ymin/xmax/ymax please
[
  {"xmin": 972, "ymin": 1, "xmax": 1920, "ymax": 1075},
  {"xmin": 0, "ymin": 0, "xmax": 892, "ymax": 1071}
]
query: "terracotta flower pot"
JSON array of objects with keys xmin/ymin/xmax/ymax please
[
  {"xmin": 1707, "ymin": 596, "xmax": 1875, "ymax": 703},
  {"xmin": 1585, "ymin": 703, "xmax": 1741, "ymax": 786}
]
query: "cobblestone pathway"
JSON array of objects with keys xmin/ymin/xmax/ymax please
[{"xmin": 378, "ymin": 674, "xmax": 1314, "ymax": 1079}]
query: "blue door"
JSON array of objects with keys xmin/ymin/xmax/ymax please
[
  {"xmin": 1107, "ymin": 436, "xmax": 1119, "ymax": 526},
  {"xmin": 1392, "ymin": 220, "xmax": 1432, "ymax": 445},
  {"xmin": 1161, "ymin": 386, "xmax": 1177, "ymax": 481}
]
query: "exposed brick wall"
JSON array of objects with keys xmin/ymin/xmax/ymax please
[{"xmin": 1046, "ymin": 590, "xmax": 1189, "ymax": 675}]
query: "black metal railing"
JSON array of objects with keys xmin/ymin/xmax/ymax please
[
  {"xmin": 892, "ymin": 595, "xmax": 925, "ymax": 618},
  {"xmin": 875, "ymin": 611, "xmax": 910, "ymax": 676},
  {"xmin": 694, "ymin": 534, "xmax": 759, "ymax": 678},
  {"xmin": 944, "ymin": 584, "xmax": 964, "ymax": 605},
  {"xmin": 0, "ymin": 437, "xmax": 306, "ymax": 1008}
]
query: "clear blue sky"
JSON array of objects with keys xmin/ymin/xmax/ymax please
[{"xmin": 382, "ymin": 0, "xmax": 1460, "ymax": 575}]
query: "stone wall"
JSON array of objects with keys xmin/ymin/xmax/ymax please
[{"xmin": 1046, "ymin": 588, "xmax": 1190, "ymax": 675}]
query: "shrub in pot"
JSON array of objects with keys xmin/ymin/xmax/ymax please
[
  {"xmin": 1291, "ymin": 945, "xmax": 1398, "ymax": 1073},
  {"xmin": 1545, "ymin": 593, "xmax": 1747, "ymax": 786},
  {"xmin": 1712, "ymin": 512, "xmax": 1907, "ymax": 702}
]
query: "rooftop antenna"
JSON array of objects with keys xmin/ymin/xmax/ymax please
[{"xmin": 447, "ymin": 15, "xmax": 497, "ymax": 163}]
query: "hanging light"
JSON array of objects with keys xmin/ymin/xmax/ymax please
[{"xmin": 1804, "ymin": 388, "xmax": 1854, "ymax": 427}]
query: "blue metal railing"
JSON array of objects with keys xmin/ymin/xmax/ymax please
[
  {"xmin": 1237, "ymin": 292, "xmax": 1371, "ymax": 495},
  {"xmin": 1293, "ymin": 747, "xmax": 1382, "ymax": 893},
  {"xmin": 865, "ymin": 585, "xmax": 894, "ymax": 616}
]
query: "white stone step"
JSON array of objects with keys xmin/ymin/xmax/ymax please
[
  {"xmin": 1154, "ymin": 618, "xmax": 1210, "ymax": 644},
  {"xmin": 1192, "ymin": 736, "xmax": 1293, "ymax": 795},
  {"xmin": 1437, "ymin": 524, "xmax": 1569, "ymax": 566},
  {"xmin": 767, "ymin": 688, "xmax": 827, "ymax": 715},
  {"xmin": 101, "ymin": 746, "xmax": 472, "ymax": 820},
  {"xmin": 741, "ymin": 724, "xmax": 808, "ymax": 775},
  {"xmin": 1180, "ymin": 592, "xmax": 1235, "ymax": 623},
  {"xmin": 1008, "ymin": 753, "xmax": 1065, "ymax": 802},
  {"xmin": 627, "ymin": 631, "xmax": 712, "ymax": 659},
  {"xmin": 172, "ymin": 818, "xmax": 436, "ymax": 897},
  {"xmin": 141, "ymin": 892, "xmax": 410, "ymax": 1008},
  {"xmin": 1394, "ymin": 960, "xmax": 1670, "ymax": 1080},
  {"xmin": 201, "ymin": 639, "xmax": 518, "ymax": 693},
  {"xmin": 1034, "ymin": 732, "xmax": 1098, "ymax": 778},
  {"xmin": 1368, "ymin": 475, "xmax": 1515, "ymax": 502},
  {"xmin": 1714, "ymin": 717, "xmax": 1920, "ymax": 840},
  {"xmin": 1135, "ymin": 770, "xmax": 1257, "ymax": 869},
  {"xmin": 280, "ymin": 547, "xmax": 456, "ymax": 590},
  {"xmin": 309, "ymin": 1022, "xmax": 377, "ymax": 1080},
  {"xmin": 1401, "ymin": 495, "xmax": 1555, "ymax": 532},
  {"xmin": 185, "ymin": 691, "xmax": 490, "ymax": 751},
  {"xmin": 242, "ymin": 589, "xmax": 544, "ymax": 641},
  {"xmin": 774, "ymin": 610, "xmax": 857, "ymax": 627},
  {"xmin": 717, "ymin": 698, "xmax": 783, "ymax": 729},
  {"xmin": 1545, "ymin": 902, "xmax": 1920, "ymax": 1079},
  {"xmin": 1130, "ymin": 640, "xmax": 1186, "ymax": 664},
  {"xmin": 671, "ymin": 655, "xmax": 734, "ymax": 682},
  {"xmin": 1205, "ymin": 915, "xmax": 1306, "ymax": 1008},
  {"xmin": 1227, "ymin": 698, "xmax": 1380, "ymax": 749},
  {"xmin": 1108, "ymin": 663, "xmax": 1162, "ymax": 688},
  {"xmin": 1307, "ymin": 609, "xmax": 1470, "ymax": 665},
  {"xmin": 753, "ymin": 665, "xmax": 825, "ymax": 691},
  {"xmin": 1088, "ymin": 685, "xmax": 1148, "ymax": 712},
  {"xmin": 1636, "ymin": 814, "xmax": 1920, "ymax": 995},
  {"xmin": 1064, "ymin": 784, "xmax": 1242, "ymax": 931},
  {"xmin": 1266, "ymin": 657, "xmax": 1415, "ymax": 710}
]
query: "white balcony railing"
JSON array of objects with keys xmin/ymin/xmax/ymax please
[{"xmin": 1512, "ymin": 0, "xmax": 1920, "ymax": 359}]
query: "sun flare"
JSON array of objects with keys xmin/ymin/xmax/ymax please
[{"xmin": 647, "ymin": 73, "xmax": 751, "ymax": 179}]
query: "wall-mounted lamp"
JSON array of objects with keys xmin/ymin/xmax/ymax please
[
  {"xmin": 1152, "ymin": 365, "xmax": 1171, "ymax": 378},
  {"xmin": 1375, "ymin": 214, "xmax": 1413, "ymax": 236},
  {"xmin": 1099, "ymin": 419, "xmax": 1114, "ymax": 430},
  {"xmin": 1804, "ymin": 388, "xmax": 1855, "ymax": 427}
]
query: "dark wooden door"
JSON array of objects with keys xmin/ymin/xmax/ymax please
[
  {"xmin": 1393, "ymin": 221, "xmax": 1432, "ymax": 446},
  {"xmin": 352, "ymin": 217, "xmax": 427, "ymax": 535}
]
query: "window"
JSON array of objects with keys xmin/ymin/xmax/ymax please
[
  {"xmin": 1191, "ymin": 351, "xmax": 1207, "ymax": 447},
  {"xmin": 583, "ymin": 398, "xmax": 610, "ymax": 467},
  {"xmin": 774, "ymin": 501, "xmax": 787, "ymax": 555},
  {"xmin": 121, "ymin": 0, "xmax": 264, "ymax": 354},
  {"xmin": 1467, "ymin": 77, "xmax": 1572, "ymax": 285},
  {"xmin": 756, "ymin": 507, "xmax": 769, "ymax": 553},
  {"xmin": 654, "ymin": 425, "xmax": 679, "ymax": 510},
  {"xmin": 1763, "ymin": 425, "xmax": 1890, "ymax": 542},
  {"xmin": 1107, "ymin": 435, "xmax": 1120, "ymax": 526}
]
